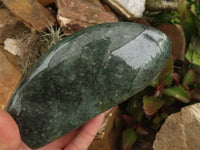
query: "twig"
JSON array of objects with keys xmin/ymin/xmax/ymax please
[{"xmin": 146, "ymin": 0, "xmax": 178, "ymax": 11}]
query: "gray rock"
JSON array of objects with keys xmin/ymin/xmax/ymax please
[
  {"xmin": 154, "ymin": 103, "xmax": 200, "ymax": 150},
  {"xmin": 103, "ymin": 0, "xmax": 146, "ymax": 19}
]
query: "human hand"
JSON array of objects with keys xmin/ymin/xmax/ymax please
[{"xmin": 0, "ymin": 111, "xmax": 105, "ymax": 150}]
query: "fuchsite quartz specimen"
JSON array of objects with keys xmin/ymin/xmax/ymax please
[{"xmin": 6, "ymin": 22, "xmax": 171, "ymax": 149}]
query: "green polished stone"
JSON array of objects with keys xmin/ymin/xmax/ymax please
[{"xmin": 6, "ymin": 22, "xmax": 171, "ymax": 149}]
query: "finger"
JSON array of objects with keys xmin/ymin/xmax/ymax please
[
  {"xmin": 37, "ymin": 129, "xmax": 80, "ymax": 150},
  {"xmin": 64, "ymin": 113, "xmax": 105, "ymax": 150},
  {"xmin": 18, "ymin": 142, "xmax": 32, "ymax": 150},
  {"xmin": 0, "ymin": 111, "xmax": 21, "ymax": 150}
]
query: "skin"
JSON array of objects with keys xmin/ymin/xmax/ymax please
[{"xmin": 0, "ymin": 111, "xmax": 106, "ymax": 150}]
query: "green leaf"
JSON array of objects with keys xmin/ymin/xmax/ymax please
[
  {"xmin": 162, "ymin": 95, "xmax": 175, "ymax": 105},
  {"xmin": 185, "ymin": 36, "xmax": 200, "ymax": 66},
  {"xmin": 158, "ymin": 57, "xmax": 174, "ymax": 86},
  {"xmin": 122, "ymin": 128, "xmax": 137, "ymax": 150},
  {"xmin": 145, "ymin": 10, "xmax": 180, "ymax": 27},
  {"xmin": 126, "ymin": 99, "xmax": 144, "ymax": 123},
  {"xmin": 159, "ymin": 57, "xmax": 174, "ymax": 77},
  {"xmin": 159, "ymin": 73, "xmax": 173, "ymax": 87},
  {"xmin": 150, "ymin": 79, "xmax": 158, "ymax": 88},
  {"xmin": 191, "ymin": 63, "xmax": 200, "ymax": 74},
  {"xmin": 153, "ymin": 116, "xmax": 162, "ymax": 125},
  {"xmin": 190, "ymin": 48, "xmax": 200, "ymax": 65},
  {"xmin": 188, "ymin": 0, "xmax": 200, "ymax": 35},
  {"xmin": 163, "ymin": 86, "xmax": 191, "ymax": 103},
  {"xmin": 185, "ymin": 45, "xmax": 193, "ymax": 63},
  {"xmin": 151, "ymin": 116, "xmax": 162, "ymax": 130},
  {"xmin": 151, "ymin": 112, "xmax": 168, "ymax": 129},
  {"xmin": 128, "ymin": 108, "xmax": 144, "ymax": 123},
  {"xmin": 178, "ymin": 0, "xmax": 198, "ymax": 44},
  {"xmin": 160, "ymin": 112, "xmax": 168, "ymax": 120},
  {"xmin": 143, "ymin": 96, "xmax": 165, "ymax": 115},
  {"xmin": 182, "ymin": 70, "xmax": 195, "ymax": 86}
]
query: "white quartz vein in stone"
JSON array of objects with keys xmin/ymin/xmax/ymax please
[{"xmin": 112, "ymin": 29, "xmax": 162, "ymax": 70}]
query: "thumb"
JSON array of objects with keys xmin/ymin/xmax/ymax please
[
  {"xmin": 0, "ymin": 111, "xmax": 21, "ymax": 150},
  {"xmin": 64, "ymin": 113, "xmax": 105, "ymax": 150}
]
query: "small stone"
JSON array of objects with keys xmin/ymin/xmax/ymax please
[
  {"xmin": 4, "ymin": 38, "xmax": 23, "ymax": 56},
  {"xmin": 0, "ymin": 47, "xmax": 22, "ymax": 111},
  {"xmin": 153, "ymin": 103, "xmax": 200, "ymax": 150},
  {"xmin": 158, "ymin": 24, "xmax": 185, "ymax": 61},
  {"xmin": 103, "ymin": 0, "xmax": 146, "ymax": 19},
  {"xmin": 7, "ymin": 22, "xmax": 171, "ymax": 148},
  {"xmin": 1, "ymin": 0, "xmax": 56, "ymax": 31},
  {"xmin": 57, "ymin": 0, "xmax": 118, "ymax": 34},
  {"xmin": 37, "ymin": 0, "xmax": 55, "ymax": 6},
  {"xmin": 3, "ymin": 33, "xmax": 42, "ymax": 70},
  {"xmin": 0, "ymin": 9, "xmax": 29, "ymax": 44}
]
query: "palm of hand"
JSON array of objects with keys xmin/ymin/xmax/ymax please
[{"xmin": 0, "ymin": 112, "xmax": 105, "ymax": 150}]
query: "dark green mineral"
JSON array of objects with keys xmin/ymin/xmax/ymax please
[{"xmin": 6, "ymin": 22, "xmax": 171, "ymax": 149}]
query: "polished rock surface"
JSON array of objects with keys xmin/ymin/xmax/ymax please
[{"xmin": 7, "ymin": 22, "xmax": 171, "ymax": 148}]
